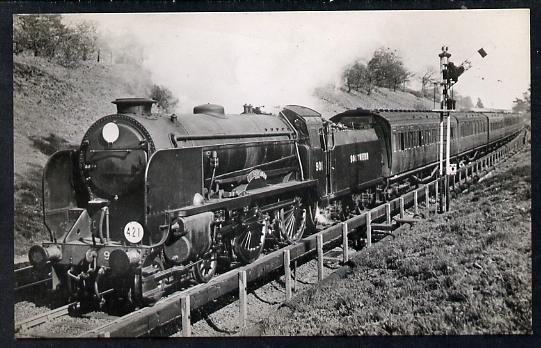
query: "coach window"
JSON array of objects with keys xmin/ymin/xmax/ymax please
[
  {"xmin": 404, "ymin": 132, "xmax": 409, "ymax": 149},
  {"xmin": 402, "ymin": 132, "xmax": 407, "ymax": 149},
  {"xmin": 405, "ymin": 132, "xmax": 409, "ymax": 150},
  {"xmin": 400, "ymin": 132, "xmax": 405, "ymax": 151},
  {"xmin": 418, "ymin": 131, "xmax": 423, "ymax": 146}
]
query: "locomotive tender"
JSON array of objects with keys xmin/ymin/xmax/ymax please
[{"xmin": 28, "ymin": 98, "xmax": 523, "ymax": 310}]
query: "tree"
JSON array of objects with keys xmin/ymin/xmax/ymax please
[
  {"xmin": 13, "ymin": 14, "xmax": 98, "ymax": 67},
  {"xmin": 149, "ymin": 85, "xmax": 179, "ymax": 112},
  {"xmin": 367, "ymin": 47, "xmax": 410, "ymax": 91},
  {"xmin": 56, "ymin": 21, "xmax": 98, "ymax": 67},
  {"xmin": 476, "ymin": 97, "xmax": 484, "ymax": 109},
  {"xmin": 342, "ymin": 60, "xmax": 374, "ymax": 94},
  {"xmin": 13, "ymin": 15, "xmax": 65, "ymax": 58},
  {"xmin": 512, "ymin": 86, "xmax": 531, "ymax": 113},
  {"xmin": 420, "ymin": 66, "xmax": 437, "ymax": 96}
]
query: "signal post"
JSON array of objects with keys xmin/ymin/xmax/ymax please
[
  {"xmin": 435, "ymin": 46, "xmax": 453, "ymax": 213},
  {"xmin": 434, "ymin": 45, "xmax": 487, "ymax": 213}
]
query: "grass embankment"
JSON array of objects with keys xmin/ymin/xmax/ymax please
[
  {"xmin": 254, "ymin": 148, "xmax": 531, "ymax": 335},
  {"xmin": 313, "ymin": 85, "xmax": 433, "ymax": 118}
]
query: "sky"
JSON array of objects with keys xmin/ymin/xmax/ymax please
[{"xmin": 65, "ymin": 10, "xmax": 530, "ymax": 113}]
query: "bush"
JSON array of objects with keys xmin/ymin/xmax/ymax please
[{"xmin": 13, "ymin": 14, "xmax": 98, "ymax": 68}]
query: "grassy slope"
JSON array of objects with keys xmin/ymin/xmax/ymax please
[
  {"xmin": 13, "ymin": 55, "xmax": 153, "ymax": 259},
  {"xmin": 313, "ymin": 85, "xmax": 434, "ymax": 118},
  {"xmin": 253, "ymin": 148, "xmax": 531, "ymax": 335}
]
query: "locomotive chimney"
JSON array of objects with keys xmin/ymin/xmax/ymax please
[{"xmin": 112, "ymin": 98, "xmax": 156, "ymax": 116}]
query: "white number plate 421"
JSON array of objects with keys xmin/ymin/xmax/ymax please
[{"xmin": 124, "ymin": 221, "xmax": 144, "ymax": 244}]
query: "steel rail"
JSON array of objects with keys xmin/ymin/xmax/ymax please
[
  {"xmin": 15, "ymin": 262, "xmax": 51, "ymax": 293},
  {"xmin": 15, "ymin": 303, "xmax": 73, "ymax": 332}
]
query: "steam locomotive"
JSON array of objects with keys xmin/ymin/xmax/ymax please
[{"xmin": 28, "ymin": 98, "xmax": 523, "ymax": 311}]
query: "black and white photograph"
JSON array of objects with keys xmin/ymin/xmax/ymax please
[{"xmin": 10, "ymin": 8, "xmax": 532, "ymax": 339}]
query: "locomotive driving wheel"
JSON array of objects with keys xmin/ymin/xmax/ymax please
[
  {"xmin": 275, "ymin": 197, "xmax": 307, "ymax": 244},
  {"xmin": 233, "ymin": 220, "xmax": 267, "ymax": 264},
  {"xmin": 193, "ymin": 250, "xmax": 218, "ymax": 283}
]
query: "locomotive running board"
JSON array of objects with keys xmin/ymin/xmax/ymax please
[{"xmin": 169, "ymin": 179, "xmax": 318, "ymax": 217}]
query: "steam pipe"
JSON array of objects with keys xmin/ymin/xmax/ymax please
[
  {"xmin": 105, "ymin": 207, "xmax": 110, "ymax": 243},
  {"xmin": 98, "ymin": 207, "xmax": 105, "ymax": 244}
]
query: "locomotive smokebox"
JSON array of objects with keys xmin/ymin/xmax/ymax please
[
  {"xmin": 28, "ymin": 244, "xmax": 62, "ymax": 268},
  {"xmin": 112, "ymin": 98, "xmax": 156, "ymax": 116}
]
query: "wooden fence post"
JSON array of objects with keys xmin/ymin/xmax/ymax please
[
  {"xmin": 284, "ymin": 250, "xmax": 292, "ymax": 301},
  {"xmin": 399, "ymin": 197, "xmax": 404, "ymax": 219},
  {"xmin": 342, "ymin": 222, "xmax": 349, "ymax": 263},
  {"xmin": 385, "ymin": 203, "xmax": 391, "ymax": 224},
  {"xmin": 435, "ymin": 180, "xmax": 439, "ymax": 206},
  {"xmin": 317, "ymin": 234, "xmax": 323, "ymax": 281},
  {"xmin": 366, "ymin": 211, "xmax": 372, "ymax": 247},
  {"xmin": 414, "ymin": 190, "xmax": 419, "ymax": 215},
  {"xmin": 181, "ymin": 295, "xmax": 191, "ymax": 337},
  {"xmin": 239, "ymin": 270, "xmax": 247, "ymax": 328},
  {"xmin": 425, "ymin": 185, "xmax": 430, "ymax": 214},
  {"xmin": 293, "ymin": 260, "xmax": 297, "ymax": 292}
]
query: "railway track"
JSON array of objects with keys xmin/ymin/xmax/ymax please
[
  {"xmin": 16, "ymin": 134, "xmax": 526, "ymax": 338},
  {"xmin": 15, "ymin": 262, "xmax": 51, "ymax": 294},
  {"xmin": 15, "ymin": 303, "xmax": 72, "ymax": 333}
]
